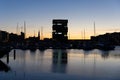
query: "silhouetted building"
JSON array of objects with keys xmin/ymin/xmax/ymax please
[
  {"xmin": 9, "ymin": 32, "xmax": 25, "ymax": 43},
  {"xmin": 9, "ymin": 33, "xmax": 18, "ymax": 42},
  {"xmin": 26, "ymin": 31, "xmax": 40, "ymax": 42},
  {"xmin": 0, "ymin": 30, "xmax": 9, "ymax": 42},
  {"xmin": 91, "ymin": 32, "xmax": 120, "ymax": 45},
  {"xmin": 52, "ymin": 19, "xmax": 68, "ymax": 42},
  {"xmin": 20, "ymin": 32, "xmax": 25, "ymax": 40}
]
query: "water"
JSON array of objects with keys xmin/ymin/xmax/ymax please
[{"xmin": 0, "ymin": 47, "xmax": 120, "ymax": 80}]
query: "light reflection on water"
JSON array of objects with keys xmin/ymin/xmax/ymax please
[{"xmin": 0, "ymin": 48, "xmax": 120, "ymax": 80}]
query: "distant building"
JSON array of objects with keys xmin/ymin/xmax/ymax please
[
  {"xmin": 0, "ymin": 30, "xmax": 9, "ymax": 42},
  {"xmin": 9, "ymin": 32, "xmax": 25, "ymax": 42},
  {"xmin": 20, "ymin": 32, "xmax": 25, "ymax": 40},
  {"xmin": 52, "ymin": 19, "xmax": 68, "ymax": 42},
  {"xmin": 91, "ymin": 32, "xmax": 120, "ymax": 45},
  {"xmin": 9, "ymin": 33, "xmax": 19, "ymax": 42}
]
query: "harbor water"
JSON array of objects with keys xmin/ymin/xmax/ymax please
[{"xmin": 0, "ymin": 47, "xmax": 120, "ymax": 80}]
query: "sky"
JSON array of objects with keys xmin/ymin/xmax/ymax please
[{"xmin": 0, "ymin": 0, "xmax": 120, "ymax": 39}]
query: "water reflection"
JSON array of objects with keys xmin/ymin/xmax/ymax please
[
  {"xmin": 6, "ymin": 53, "xmax": 9, "ymax": 64},
  {"xmin": 0, "ymin": 48, "xmax": 120, "ymax": 80},
  {"xmin": 101, "ymin": 51, "xmax": 109, "ymax": 59},
  {"xmin": 13, "ymin": 49, "xmax": 16, "ymax": 60},
  {"xmin": 0, "ymin": 60, "xmax": 10, "ymax": 72},
  {"xmin": 52, "ymin": 49, "xmax": 67, "ymax": 73}
]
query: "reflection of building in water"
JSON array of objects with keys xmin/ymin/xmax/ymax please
[
  {"xmin": 52, "ymin": 49, "xmax": 67, "ymax": 73},
  {"xmin": 53, "ymin": 49, "xmax": 67, "ymax": 64},
  {"xmin": 0, "ymin": 60, "xmax": 10, "ymax": 72},
  {"xmin": 6, "ymin": 49, "xmax": 16, "ymax": 64},
  {"xmin": 106, "ymin": 50, "xmax": 120, "ymax": 58},
  {"xmin": 101, "ymin": 51, "xmax": 109, "ymax": 59}
]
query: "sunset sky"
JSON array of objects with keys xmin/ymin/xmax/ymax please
[{"xmin": 0, "ymin": 0, "xmax": 120, "ymax": 39}]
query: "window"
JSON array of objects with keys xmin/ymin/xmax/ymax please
[{"xmin": 58, "ymin": 32, "xmax": 62, "ymax": 34}]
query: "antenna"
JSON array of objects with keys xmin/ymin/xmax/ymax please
[
  {"xmin": 24, "ymin": 21, "xmax": 26, "ymax": 38},
  {"xmin": 94, "ymin": 22, "xmax": 96, "ymax": 36},
  {"xmin": 18, "ymin": 26, "xmax": 20, "ymax": 35},
  {"xmin": 41, "ymin": 27, "xmax": 43, "ymax": 40}
]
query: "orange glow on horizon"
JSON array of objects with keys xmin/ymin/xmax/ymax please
[{"xmin": 26, "ymin": 33, "xmax": 91, "ymax": 39}]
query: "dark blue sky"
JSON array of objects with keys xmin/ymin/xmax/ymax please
[{"xmin": 0, "ymin": 0, "xmax": 120, "ymax": 39}]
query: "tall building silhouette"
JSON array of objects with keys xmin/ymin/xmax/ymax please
[{"xmin": 52, "ymin": 19, "xmax": 68, "ymax": 42}]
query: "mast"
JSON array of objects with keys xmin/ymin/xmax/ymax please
[
  {"xmin": 21, "ymin": 26, "xmax": 23, "ymax": 32},
  {"xmin": 24, "ymin": 21, "xmax": 26, "ymax": 38},
  {"xmin": 41, "ymin": 27, "xmax": 43, "ymax": 40},
  {"xmin": 81, "ymin": 31, "xmax": 83, "ymax": 39},
  {"xmin": 16, "ymin": 23, "xmax": 19, "ymax": 35},
  {"xmin": 84, "ymin": 29, "xmax": 85, "ymax": 40},
  {"xmin": 94, "ymin": 22, "xmax": 96, "ymax": 36}
]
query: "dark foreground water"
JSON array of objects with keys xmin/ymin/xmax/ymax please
[{"xmin": 0, "ymin": 47, "xmax": 120, "ymax": 80}]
